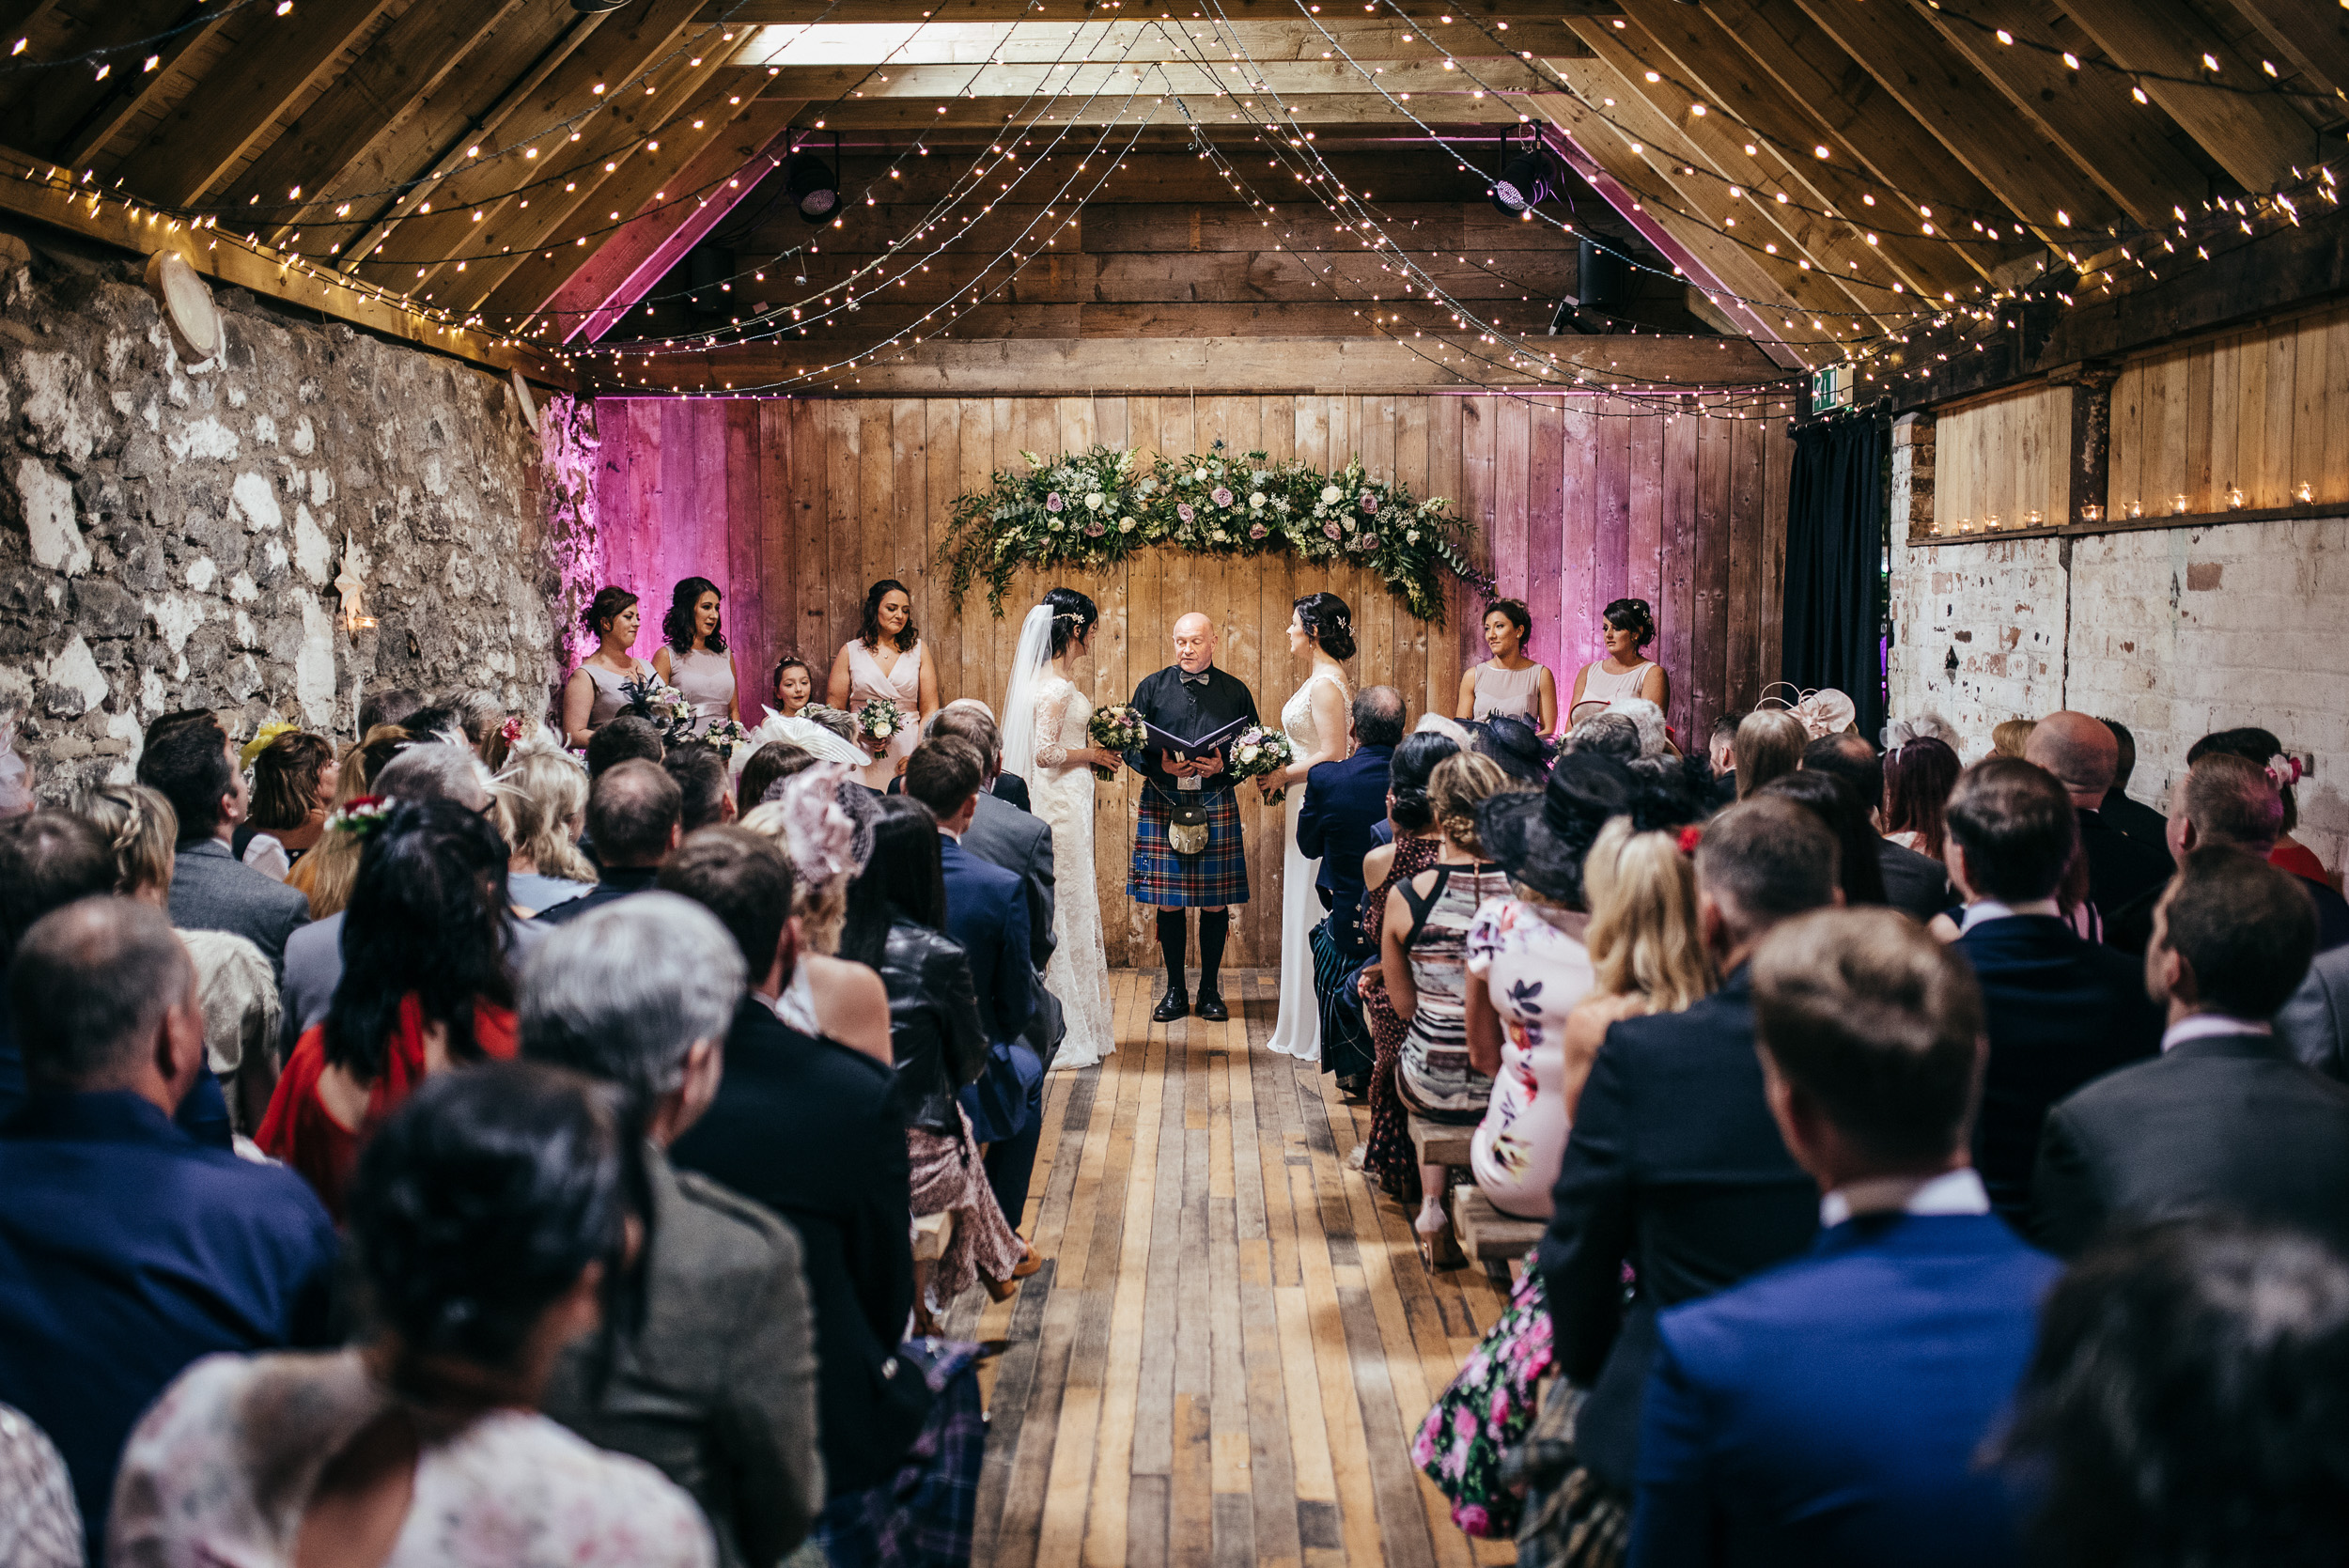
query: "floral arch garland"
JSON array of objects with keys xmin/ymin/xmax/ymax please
[{"xmin": 939, "ymin": 442, "xmax": 1493, "ymax": 625}]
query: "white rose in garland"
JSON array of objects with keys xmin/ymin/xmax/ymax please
[{"xmin": 1321, "ymin": 484, "xmax": 1342, "ymax": 504}]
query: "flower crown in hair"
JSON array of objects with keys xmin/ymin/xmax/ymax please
[{"xmin": 324, "ymin": 796, "xmax": 394, "ymax": 839}]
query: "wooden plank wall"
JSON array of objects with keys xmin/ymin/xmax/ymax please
[
  {"xmin": 1933, "ymin": 383, "xmax": 2074, "ymax": 532},
  {"xmin": 2108, "ymin": 300, "xmax": 2349, "ymax": 516},
  {"xmin": 591, "ymin": 393, "xmax": 1790, "ymax": 965}
]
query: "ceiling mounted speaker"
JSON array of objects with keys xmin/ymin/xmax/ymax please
[
  {"xmin": 786, "ymin": 131, "xmax": 842, "ymax": 225},
  {"xmin": 144, "ymin": 249, "xmax": 222, "ymax": 363},
  {"xmin": 1490, "ymin": 129, "xmax": 1553, "ymax": 215}
]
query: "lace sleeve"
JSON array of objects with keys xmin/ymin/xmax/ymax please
[{"xmin": 1033, "ymin": 686, "xmax": 1073, "ymax": 768}]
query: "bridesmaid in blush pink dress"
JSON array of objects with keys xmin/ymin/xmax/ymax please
[{"xmin": 825, "ymin": 578, "xmax": 940, "ymax": 788}]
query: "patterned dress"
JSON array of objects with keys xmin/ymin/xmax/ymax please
[
  {"xmin": 1414, "ymin": 1265, "xmax": 1554, "ymax": 1538},
  {"xmin": 1395, "ymin": 863, "xmax": 1514, "ymax": 1122},
  {"xmin": 1361, "ymin": 834, "xmax": 1444, "ymax": 1202},
  {"xmin": 1466, "ymin": 898, "xmax": 1595, "ymax": 1220}
]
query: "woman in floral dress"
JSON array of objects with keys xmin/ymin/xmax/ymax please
[{"xmin": 1353, "ymin": 731, "xmax": 1459, "ymax": 1203}]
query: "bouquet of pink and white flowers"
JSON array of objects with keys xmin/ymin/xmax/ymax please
[
  {"xmin": 620, "ymin": 675, "xmax": 702, "ymax": 749},
  {"xmin": 1226, "ymin": 724, "xmax": 1296, "ymax": 804},
  {"xmin": 1087, "ymin": 703, "xmax": 1147, "ymax": 781},
  {"xmin": 856, "ymin": 696, "xmax": 906, "ymax": 753},
  {"xmin": 704, "ymin": 716, "xmax": 752, "ymax": 749}
]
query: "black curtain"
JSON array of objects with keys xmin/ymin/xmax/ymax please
[{"xmin": 1781, "ymin": 417, "xmax": 1886, "ymax": 746}]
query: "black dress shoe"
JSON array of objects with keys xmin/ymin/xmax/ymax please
[
  {"xmin": 1195, "ymin": 989, "xmax": 1230, "ymax": 1023},
  {"xmin": 1152, "ymin": 987, "xmax": 1190, "ymax": 1022}
]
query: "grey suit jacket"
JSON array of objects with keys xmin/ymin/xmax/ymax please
[
  {"xmin": 280, "ymin": 909, "xmax": 551, "ymax": 1063},
  {"xmin": 541, "ymin": 1148, "xmax": 824, "ymax": 1568},
  {"xmin": 956, "ymin": 788, "xmax": 1063, "ymax": 1061},
  {"xmin": 167, "ymin": 839, "xmax": 309, "ymax": 982},
  {"xmin": 2279, "ymin": 944, "xmax": 2349, "ymax": 1083}
]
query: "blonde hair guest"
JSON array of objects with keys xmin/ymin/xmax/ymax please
[
  {"xmin": 79, "ymin": 784, "xmax": 178, "ymax": 903},
  {"xmin": 738, "ymin": 763, "xmax": 893, "ymax": 1068},
  {"xmin": 1561, "ymin": 817, "xmax": 1715, "ymax": 1115},
  {"xmin": 496, "ymin": 740, "xmax": 599, "ymax": 916}
]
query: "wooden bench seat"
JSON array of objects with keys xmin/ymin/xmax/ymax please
[
  {"xmin": 1452, "ymin": 1184, "xmax": 1545, "ymax": 1279},
  {"xmin": 1407, "ymin": 1113, "xmax": 1475, "ymax": 1170},
  {"xmin": 911, "ymin": 1210, "xmax": 956, "ymax": 1263}
]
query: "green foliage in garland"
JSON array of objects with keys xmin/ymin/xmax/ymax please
[{"xmin": 939, "ymin": 440, "xmax": 1494, "ymax": 625}]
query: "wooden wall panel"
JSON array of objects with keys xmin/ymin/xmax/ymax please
[
  {"xmin": 1937, "ymin": 383, "xmax": 2073, "ymax": 532},
  {"xmin": 592, "ymin": 393, "xmax": 1791, "ymax": 963}
]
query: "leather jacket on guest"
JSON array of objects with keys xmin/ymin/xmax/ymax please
[{"xmin": 874, "ymin": 915, "xmax": 989, "ymax": 1137}]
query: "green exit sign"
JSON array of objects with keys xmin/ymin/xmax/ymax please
[{"xmin": 1811, "ymin": 364, "xmax": 1852, "ymax": 411}]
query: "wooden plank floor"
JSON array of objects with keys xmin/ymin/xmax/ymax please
[{"xmin": 942, "ymin": 970, "xmax": 1521, "ymax": 1568}]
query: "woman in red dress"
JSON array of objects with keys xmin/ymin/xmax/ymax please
[{"xmin": 260, "ymin": 800, "xmax": 522, "ymax": 1219}]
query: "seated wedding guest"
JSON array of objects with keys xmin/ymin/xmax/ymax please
[
  {"xmin": 1998, "ymin": 1220, "xmax": 2349, "ymax": 1568},
  {"xmin": 1475, "ymin": 711, "xmax": 1549, "ymax": 787},
  {"xmin": 113, "ymin": 1062, "xmax": 715, "ymax": 1568},
  {"xmin": 2279, "ymin": 943, "xmax": 2349, "ymax": 1082},
  {"xmin": 1607, "ymin": 697, "xmax": 1672, "ymax": 759},
  {"xmin": 501, "ymin": 742, "xmax": 599, "ymax": 914},
  {"xmin": 842, "ymin": 796, "xmax": 1039, "ymax": 1323},
  {"xmin": 1633, "ymin": 908, "xmax": 2057, "ymax": 1568},
  {"xmin": 1462, "ymin": 753, "xmax": 1628, "ymax": 1220},
  {"xmin": 1992, "ymin": 718, "xmax": 2037, "ymax": 758},
  {"xmin": 1803, "ymin": 733, "xmax": 1952, "ymax": 922},
  {"xmin": 355, "ymin": 684, "xmax": 424, "ymax": 737},
  {"xmin": 737, "ymin": 767, "xmax": 893, "ymax": 1067},
  {"xmin": 928, "ymin": 697, "xmax": 1034, "ymax": 812},
  {"xmin": 664, "ymin": 743, "xmax": 736, "ymax": 833},
  {"xmin": 397, "ymin": 702, "xmax": 460, "ymax": 745},
  {"xmin": 1540, "ymin": 800, "xmax": 1835, "ymax": 1518},
  {"xmin": 1563, "ymin": 711, "xmax": 1641, "ymax": 762},
  {"xmin": 2109, "ymin": 752, "xmax": 2349, "ymax": 955},
  {"xmin": 2095, "ymin": 718, "xmax": 2170, "ymax": 850},
  {"xmin": 82, "ymin": 785, "xmax": 276, "ymax": 1135},
  {"xmin": 1459, "ymin": 598, "xmax": 1559, "ymax": 737},
  {"xmin": 1732, "ymin": 708, "xmax": 1804, "ymax": 800},
  {"xmin": 1357, "ymin": 730, "xmax": 1461, "ymax": 1203},
  {"xmin": 1559, "ymin": 816, "xmax": 1715, "ymax": 1119},
  {"xmin": 662, "ymin": 829, "xmax": 932, "ymax": 1500},
  {"xmin": 451, "ymin": 687, "xmax": 512, "ymax": 768},
  {"xmin": 258, "ymin": 800, "xmax": 521, "ymax": 1219},
  {"xmin": 928, "ymin": 703, "xmax": 1051, "ymax": 957},
  {"xmin": 1568, "ymin": 597, "xmax": 1668, "ymax": 726},
  {"xmin": 2034, "ymin": 850, "xmax": 2349, "ymax": 1256},
  {"xmin": 1881, "ymin": 731, "xmax": 1960, "ymax": 862},
  {"xmin": 289, "ymin": 724, "xmax": 409, "ymax": 917},
  {"xmin": 537, "ymin": 758, "xmax": 682, "ymax": 926},
  {"xmin": 1757, "ymin": 770, "xmax": 1891, "ymax": 908},
  {"xmin": 587, "ymin": 712, "xmax": 667, "ymax": 778},
  {"xmin": 1385, "ymin": 752, "xmax": 1516, "ymax": 1264},
  {"xmin": 1942, "ymin": 758, "xmax": 2163, "ymax": 1225},
  {"xmin": 523, "ymin": 896, "xmax": 823, "ymax": 1567},
  {"xmin": 903, "ymin": 736, "xmax": 1043, "ymax": 1234},
  {"xmin": 2025, "ymin": 711, "xmax": 2172, "ymax": 927},
  {"xmin": 238, "ymin": 729, "xmax": 337, "ymax": 880},
  {"xmin": 0, "ymin": 898, "xmax": 336, "ymax": 1551},
  {"xmin": 2189, "ymin": 725, "xmax": 2334, "ymax": 888},
  {"xmin": 0, "ymin": 806, "xmax": 235, "ymax": 1146},
  {"xmin": 1300, "ymin": 685, "xmax": 1406, "ymax": 1090},
  {"xmin": 138, "ymin": 711, "xmax": 309, "ymax": 977},
  {"xmin": 1705, "ymin": 713, "xmax": 1740, "ymax": 807},
  {"xmin": 771, "ymin": 654, "xmax": 816, "ymax": 720},
  {"xmin": 737, "ymin": 738, "xmax": 813, "ymax": 815},
  {"xmin": 563, "ymin": 585, "xmax": 657, "ymax": 749},
  {"xmin": 0, "ymin": 1402, "xmax": 81, "ymax": 1568}
]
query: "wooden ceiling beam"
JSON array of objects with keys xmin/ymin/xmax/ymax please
[
  {"xmin": 111, "ymin": 0, "xmax": 401, "ymax": 207},
  {"xmin": 54, "ymin": 4, "xmax": 239, "ymax": 171},
  {"xmin": 1786, "ymin": 0, "xmax": 2123, "ymax": 239},
  {"xmin": 2055, "ymin": 0, "xmax": 2323, "ymax": 194},
  {"xmin": 1899, "ymin": 0, "xmax": 2213, "ymax": 226},
  {"xmin": 225, "ymin": 0, "xmax": 533, "ymax": 245},
  {"xmin": 2226, "ymin": 0, "xmax": 2349, "ymax": 107},
  {"xmin": 695, "ymin": 1, "xmax": 1624, "ymax": 20},
  {"xmin": 773, "ymin": 94, "xmax": 1540, "ymax": 129},
  {"xmin": 752, "ymin": 56, "xmax": 1562, "ymax": 101},
  {"xmin": 726, "ymin": 18, "xmax": 1594, "ymax": 66}
]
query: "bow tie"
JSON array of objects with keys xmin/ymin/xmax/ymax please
[{"xmin": 1179, "ymin": 669, "xmax": 1211, "ymax": 687}]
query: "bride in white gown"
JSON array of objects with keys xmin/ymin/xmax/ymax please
[
  {"xmin": 1002, "ymin": 587, "xmax": 1123, "ymax": 1072},
  {"xmin": 1260, "ymin": 593, "xmax": 1356, "ymax": 1060}
]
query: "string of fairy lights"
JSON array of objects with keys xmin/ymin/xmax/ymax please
[{"xmin": 12, "ymin": 1, "xmax": 2343, "ymax": 411}]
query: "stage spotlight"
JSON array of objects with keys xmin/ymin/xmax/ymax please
[
  {"xmin": 1490, "ymin": 129, "xmax": 1552, "ymax": 214},
  {"xmin": 786, "ymin": 132, "xmax": 842, "ymax": 225}
]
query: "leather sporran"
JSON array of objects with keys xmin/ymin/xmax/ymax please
[{"xmin": 1167, "ymin": 800, "xmax": 1211, "ymax": 856}]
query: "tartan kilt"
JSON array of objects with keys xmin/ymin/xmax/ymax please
[{"xmin": 1128, "ymin": 786, "xmax": 1251, "ymax": 907}]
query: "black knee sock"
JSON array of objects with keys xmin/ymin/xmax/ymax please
[
  {"xmin": 1157, "ymin": 910, "xmax": 1189, "ymax": 993},
  {"xmin": 1198, "ymin": 910, "xmax": 1231, "ymax": 994}
]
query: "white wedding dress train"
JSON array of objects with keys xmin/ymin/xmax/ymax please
[
  {"xmin": 1028, "ymin": 674, "xmax": 1116, "ymax": 1071},
  {"xmin": 1264, "ymin": 669, "xmax": 1346, "ymax": 1060}
]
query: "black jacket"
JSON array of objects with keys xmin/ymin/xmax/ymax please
[
  {"xmin": 534, "ymin": 864, "xmax": 662, "ymax": 926},
  {"xmin": 1952, "ymin": 913, "xmax": 2163, "ymax": 1224},
  {"xmin": 669, "ymin": 997, "xmax": 928, "ymax": 1497},
  {"xmin": 1298, "ymin": 744, "xmax": 1396, "ymax": 953},
  {"xmin": 1875, "ymin": 839, "xmax": 1956, "ymax": 924},
  {"xmin": 2032, "ymin": 1026, "xmax": 2349, "ymax": 1258},
  {"xmin": 875, "ymin": 916, "xmax": 990, "ymax": 1136},
  {"xmin": 2098, "ymin": 785, "xmax": 2170, "ymax": 852},
  {"xmin": 2106, "ymin": 855, "xmax": 2349, "ymax": 957},
  {"xmin": 1123, "ymin": 664, "xmax": 1260, "ymax": 794},
  {"xmin": 2077, "ymin": 806, "xmax": 2173, "ymax": 927},
  {"xmin": 1537, "ymin": 967, "xmax": 1820, "ymax": 1488}
]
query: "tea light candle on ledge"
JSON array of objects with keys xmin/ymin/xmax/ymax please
[
  {"xmin": 2025, "ymin": 508, "xmax": 2044, "ymax": 527},
  {"xmin": 1985, "ymin": 512, "xmax": 2001, "ymax": 531},
  {"xmin": 2296, "ymin": 481, "xmax": 2315, "ymax": 504},
  {"xmin": 2079, "ymin": 503, "xmax": 2104, "ymax": 522},
  {"xmin": 2126, "ymin": 499, "xmax": 2144, "ymax": 519},
  {"xmin": 2226, "ymin": 484, "xmax": 2246, "ymax": 509},
  {"xmin": 2172, "ymin": 494, "xmax": 2189, "ymax": 516}
]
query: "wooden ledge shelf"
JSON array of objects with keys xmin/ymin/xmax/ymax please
[{"xmin": 1907, "ymin": 497, "xmax": 2346, "ymax": 547}]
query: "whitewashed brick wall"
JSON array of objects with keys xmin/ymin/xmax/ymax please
[{"xmin": 1889, "ymin": 516, "xmax": 2349, "ymax": 871}]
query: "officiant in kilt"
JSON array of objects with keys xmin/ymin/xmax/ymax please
[{"xmin": 1125, "ymin": 611, "xmax": 1260, "ymax": 1023}]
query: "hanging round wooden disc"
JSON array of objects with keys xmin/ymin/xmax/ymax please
[
  {"xmin": 509, "ymin": 368, "xmax": 541, "ymax": 436},
  {"xmin": 143, "ymin": 250, "xmax": 222, "ymax": 363}
]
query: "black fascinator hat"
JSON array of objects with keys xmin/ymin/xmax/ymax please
[
  {"xmin": 1474, "ymin": 714, "xmax": 1549, "ymax": 786},
  {"xmin": 1477, "ymin": 751, "xmax": 1635, "ymax": 907}
]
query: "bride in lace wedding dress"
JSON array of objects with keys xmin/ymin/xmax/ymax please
[{"xmin": 1002, "ymin": 587, "xmax": 1123, "ymax": 1071}]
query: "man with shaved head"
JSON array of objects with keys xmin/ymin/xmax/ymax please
[
  {"xmin": 1123, "ymin": 610, "xmax": 1261, "ymax": 1023},
  {"xmin": 2024, "ymin": 710, "xmax": 2171, "ymax": 929}
]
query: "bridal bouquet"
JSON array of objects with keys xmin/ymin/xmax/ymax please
[
  {"xmin": 856, "ymin": 696, "xmax": 906, "ymax": 753},
  {"xmin": 703, "ymin": 715, "xmax": 753, "ymax": 750},
  {"xmin": 620, "ymin": 675, "xmax": 703, "ymax": 750},
  {"xmin": 1227, "ymin": 724, "xmax": 1297, "ymax": 805},
  {"xmin": 1087, "ymin": 704, "xmax": 1146, "ymax": 781}
]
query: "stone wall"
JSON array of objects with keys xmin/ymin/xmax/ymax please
[{"xmin": 0, "ymin": 222, "xmax": 558, "ymax": 801}]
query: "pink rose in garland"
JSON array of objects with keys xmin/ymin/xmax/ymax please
[
  {"xmin": 1361, "ymin": 491, "xmax": 1379, "ymax": 512},
  {"xmin": 1084, "ymin": 520, "xmax": 1106, "ymax": 536},
  {"xmin": 1176, "ymin": 502, "xmax": 1195, "ymax": 523},
  {"xmin": 1323, "ymin": 520, "xmax": 1343, "ymax": 539},
  {"xmin": 1045, "ymin": 492, "xmax": 1065, "ymax": 513},
  {"xmin": 1211, "ymin": 486, "xmax": 1234, "ymax": 507},
  {"xmin": 1249, "ymin": 522, "xmax": 1268, "ymax": 538}
]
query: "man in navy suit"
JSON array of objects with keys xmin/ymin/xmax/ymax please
[
  {"xmin": 1540, "ymin": 800, "xmax": 1836, "ymax": 1501},
  {"xmin": 1631, "ymin": 908, "xmax": 2058, "ymax": 1568},
  {"xmin": 1943, "ymin": 757, "xmax": 2163, "ymax": 1224},
  {"xmin": 905, "ymin": 736, "xmax": 1042, "ymax": 1231},
  {"xmin": 1299, "ymin": 687, "xmax": 1404, "ymax": 1084}
]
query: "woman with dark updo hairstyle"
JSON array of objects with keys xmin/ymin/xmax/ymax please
[
  {"xmin": 1458, "ymin": 597, "xmax": 1560, "ymax": 738},
  {"xmin": 561, "ymin": 586, "xmax": 654, "ymax": 748},
  {"xmin": 651, "ymin": 575, "xmax": 740, "ymax": 736},
  {"xmin": 1568, "ymin": 596, "xmax": 1669, "ymax": 725},
  {"xmin": 258, "ymin": 800, "xmax": 523, "ymax": 1219},
  {"xmin": 1263, "ymin": 592, "xmax": 1358, "ymax": 1060},
  {"xmin": 112, "ymin": 1062, "xmax": 716, "ymax": 1568},
  {"xmin": 825, "ymin": 578, "xmax": 940, "ymax": 788}
]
